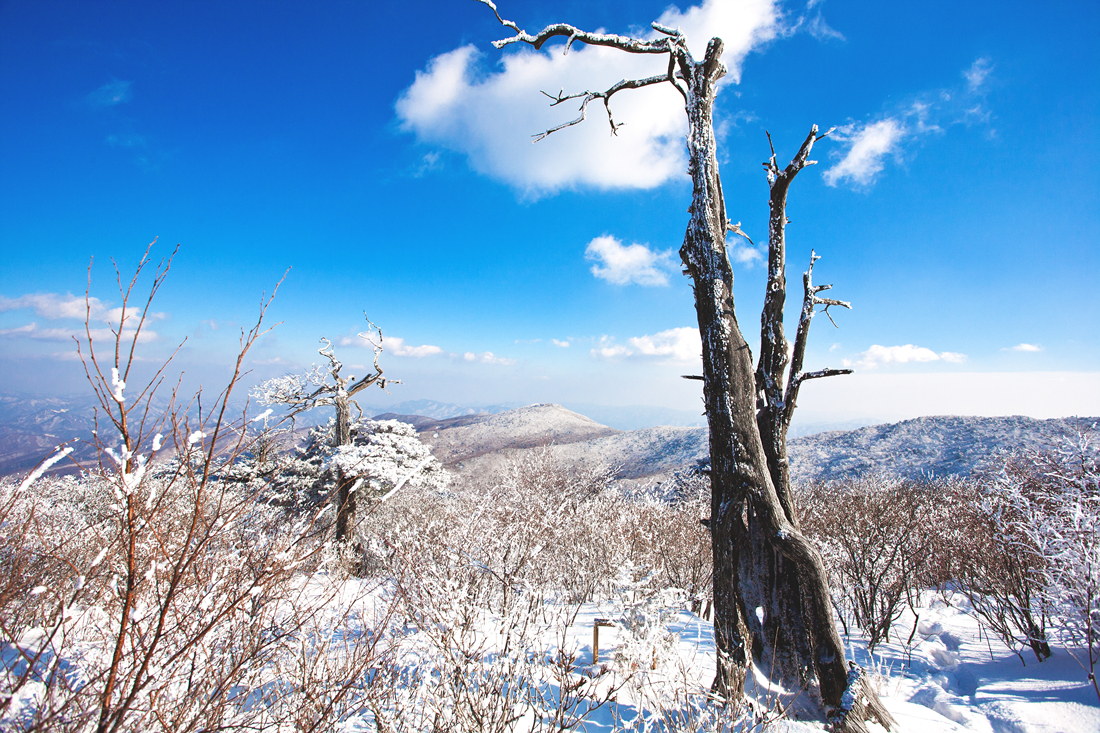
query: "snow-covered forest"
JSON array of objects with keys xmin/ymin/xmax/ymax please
[
  {"xmin": 1, "ymin": 0, "xmax": 1097, "ymax": 729},
  {"xmin": 2, "ymin": 253, "xmax": 1098, "ymax": 732}
]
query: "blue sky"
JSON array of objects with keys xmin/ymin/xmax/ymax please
[{"xmin": 0, "ymin": 0, "xmax": 1097, "ymax": 424}]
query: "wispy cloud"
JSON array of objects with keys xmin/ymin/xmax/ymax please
[
  {"xmin": 585, "ymin": 235, "xmax": 674, "ymax": 286},
  {"xmin": 843, "ymin": 344, "xmax": 967, "ymax": 370},
  {"xmin": 0, "ymin": 322, "xmax": 158, "ymax": 344},
  {"xmin": 1007, "ymin": 343, "xmax": 1042, "ymax": 352},
  {"xmin": 824, "ymin": 57, "xmax": 996, "ymax": 188},
  {"xmin": 0, "ymin": 292, "xmax": 166, "ymax": 325},
  {"xmin": 591, "ymin": 327, "xmax": 701, "ymax": 363},
  {"xmin": 106, "ymin": 134, "xmax": 146, "ymax": 148},
  {"xmin": 964, "ymin": 57, "xmax": 993, "ymax": 91},
  {"xmin": 786, "ymin": 1, "xmax": 845, "ymax": 41},
  {"xmin": 462, "ymin": 351, "xmax": 516, "ymax": 365},
  {"xmin": 87, "ymin": 79, "xmax": 132, "ymax": 107},
  {"xmin": 395, "ymin": 0, "xmax": 781, "ymax": 195},
  {"xmin": 339, "ymin": 333, "xmax": 443, "ymax": 358},
  {"xmin": 551, "ymin": 338, "xmax": 570, "ymax": 348}
]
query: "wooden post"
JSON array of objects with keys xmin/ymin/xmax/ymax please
[{"xmin": 593, "ymin": 618, "xmax": 613, "ymax": 664}]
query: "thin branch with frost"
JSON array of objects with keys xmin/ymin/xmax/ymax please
[
  {"xmin": 782, "ymin": 251, "xmax": 852, "ymax": 427},
  {"xmin": 475, "ymin": 0, "xmax": 692, "ymax": 142},
  {"xmin": 533, "ymin": 73, "xmax": 671, "ymax": 141}
]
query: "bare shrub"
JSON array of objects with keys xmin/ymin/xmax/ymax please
[
  {"xmin": 799, "ymin": 475, "xmax": 935, "ymax": 652},
  {"xmin": 956, "ymin": 432, "xmax": 1099, "ymax": 689},
  {"xmin": 944, "ymin": 464, "xmax": 1053, "ymax": 664},
  {"xmin": 0, "ymin": 246, "xmax": 393, "ymax": 732}
]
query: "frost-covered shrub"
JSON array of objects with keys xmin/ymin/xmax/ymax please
[
  {"xmin": 799, "ymin": 476, "xmax": 937, "ymax": 652},
  {"xmin": 1, "ymin": 248, "xmax": 396, "ymax": 731},
  {"xmin": 326, "ymin": 419, "xmax": 448, "ymax": 500},
  {"xmin": 228, "ymin": 418, "xmax": 448, "ymax": 561},
  {"xmin": 970, "ymin": 431, "xmax": 1100, "ymax": 690},
  {"xmin": 947, "ymin": 463, "xmax": 1053, "ymax": 664}
]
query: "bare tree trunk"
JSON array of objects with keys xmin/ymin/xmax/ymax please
[
  {"xmin": 473, "ymin": 5, "xmax": 893, "ymax": 727},
  {"xmin": 677, "ymin": 44, "xmax": 853, "ymax": 715},
  {"xmin": 334, "ymin": 387, "xmax": 352, "ymax": 448},
  {"xmin": 334, "ymin": 470, "xmax": 357, "ymax": 545}
]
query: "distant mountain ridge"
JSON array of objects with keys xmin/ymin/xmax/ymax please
[
  {"xmin": 1, "ymin": 391, "xmax": 1093, "ymax": 484},
  {"xmin": 787, "ymin": 414, "xmax": 1096, "ymax": 482},
  {"xmin": 386, "ymin": 405, "xmax": 1096, "ymax": 484}
]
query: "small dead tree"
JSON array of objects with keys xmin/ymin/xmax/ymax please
[
  {"xmin": 253, "ymin": 320, "xmax": 395, "ymax": 543},
  {"xmin": 474, "ymin": 3, "xmax": 891, "ymax": 729}
]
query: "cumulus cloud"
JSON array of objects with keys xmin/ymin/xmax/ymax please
[
  {"xmin": 591, "ymin": 327, "xmax": 701, "ymax": 363},
  {"xmin": 585, "ymin": 235, "xmax": 674, "ymax": 286},
  {"xmin": 551, "ymin": 338, "xmax": 570, "ymax": 348},
  {"xmin": 729, "ymin": 242, "xmax": 764, "ymax": 266},
  {"xmin": 87, "ymin": 80, "xmax": 132, "ymax": 107},
  {"xmin": 843, "ymin": 344, "xmax": 967, "ymax": 370},
  {"xmin": 1008, "ymin": 343, "xmax": 1042, "ymax": 352},
  {"xmin": 396, "ymin": 0, "xmax": 780, "ymax": 195},
  {"xmin": 387, "ymin": 337, "xmax": 444, "ymax": 358},
  {"xmin": 823, "ymin": 119, "xmax": 904, "ymax": 187}
]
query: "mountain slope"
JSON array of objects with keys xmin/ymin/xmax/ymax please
[
  {"xmin": 787, "ymin": 415, "xmax": 1096, "ymax": 482},
  {"xmin": 421, "ymin": 403, "xmax": 620, "ymax": 467}
]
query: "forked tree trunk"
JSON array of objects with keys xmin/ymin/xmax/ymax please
[
  {"xmin": 473, "ymin": 4, "xmax": 893, "ymax": 727},
  {"xmin": 677, "ymin": 39, "xmax": 854, "ymax": 717}
]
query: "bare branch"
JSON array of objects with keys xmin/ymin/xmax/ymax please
[
  {"xmin": 781, "ymin": 250, "xmax": 852, "ymax": 428},
  {"xmin": 476, "ymin": 0, "xmax": 679, "ymax": 56},
  {"xmin": 651, "ymin": 22, "xmax": 682, "ymax": 37},
  {"xmin": 532, "ymin": 74, "xmax": 669, "ymax": 142},
  {"xmin": 727, "ymin": 221, "xmax": 754, "ymax": 246},
  {"xmin": 798, "ymin": 368, "xmax": 853, "ymax": 384}
]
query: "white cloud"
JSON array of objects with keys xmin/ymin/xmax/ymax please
[
  {"xmin": 1009, "ymin": 343, "xmax": 1042, "ymax": 352},
  {"xmin": 729, "ymin": 242, "xmax": 764, "ymax": 266},
  {"xmin": 629, "ymin": 327, "xmax": 701, "ymax": 362},
  {"xmin": 551, "ymin": 338, "xmax": 570, "ymax": 348},
  {"xmin": 337, "ymin": 333, "xmax": 442, "ymax": 358},
  {"xmin": 87, "ymin": 80, "xmax": 132, "ymax": 107},
  {"xmin": 460, "ymin": 350, "xmax": 515, "ymax": 365},
  {"xmin": 0, "ymin": 292, "xmax": 165, "ymax": 325},
  {"xmin": 585, "ymin": 235, "xmax": 674, "ymax": 286},
  {"xmin": 0, "ymin": 322, "xmax": 157, "ymax": 344},
  {"xmin": 824, "ymin": 56, "xmax": 997, "ymax": 188},
  {"xmin": 395, "ymin": 0, "xmax": 780, "ymax": 195},
  {"xmin": 592, "ymin": 342, "xmax": 632, "ymax": 359},
  {"xmin": 386, "ymin": 337, "xmax": 444, "ymax": 358},
  {"xmin": 964, "ymin": 57, "xmax": 993, "ymax": 91},
  {"xmin": 823, "ymin": 118, "xmax": 904, "ymax": 187},
  {"xmin": 591, "ymin": 327, "xmax": 701, "ymax": 363},
  {"xmin": 479, "ymin": 351, "xmax": 516, "ymax": 365},
  {"xmin": 843, "ymin": 344, "xmax": 968, "ymax": 370}
]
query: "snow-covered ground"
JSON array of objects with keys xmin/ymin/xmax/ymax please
[{"xmin": 329, "ymin": 584, "xmax": 1100, "ymax": 732}]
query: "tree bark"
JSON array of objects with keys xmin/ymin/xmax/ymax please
[
  {"xmin": 676, "ymin": 43, "xmax": 851, "ymax": 714},
  {"xmin": 473, "ymin": 4, "xmax": 892, "ymax": 727},
  {"xmin": 334, "ymin": 469, "xmax": 357, "ymax": 545}
]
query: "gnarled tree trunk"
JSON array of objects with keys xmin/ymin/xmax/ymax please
[{"xmin": 475, "ymin": 4, "xmax": 894, "ymax": 728}]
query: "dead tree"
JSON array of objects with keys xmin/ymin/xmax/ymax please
[
  {"xmin": 253, "ymin": 316, "xmax": 395, "ymax": 543},
  {"xmin": 475, "ymin": 3, "xmax": 892, "ymax": 729}
]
